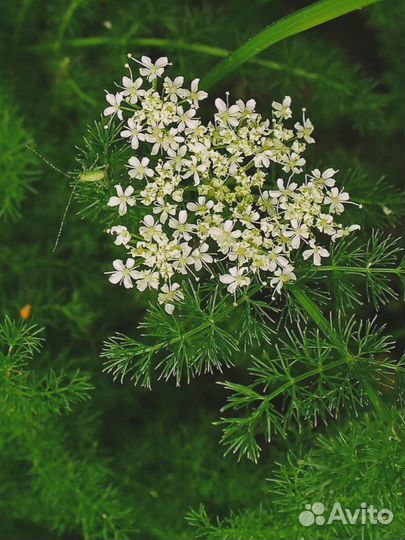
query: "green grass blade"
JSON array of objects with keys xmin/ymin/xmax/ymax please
[
  {"xmin": 290, "ymin": 286, "xmax": 344, "ymax": 351},
  {"xmin": 202, "ymin": 0, "xmax": 382, "ymax": 89}
]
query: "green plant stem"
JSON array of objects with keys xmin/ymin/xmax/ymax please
[
  {"xmin": 202, "ymin": 0, "xmax": 382, "ymax": 89},
  {"xmin": 66, "ymin": 77, "xmax": 97, "ymax": 105},
  {"xmin": 290, "ymin": 286, "xmax": 343, "ymax": 350},
  {"xmin": 313, "ymin": 265, "xmax": 404, "ymax": 275},
  {"xmin": 236, "ymin": 355, "xmax": 357, "ymax": 440},
  {"xmin": 56, "ymin": 0, "xmax": 86, "ymax": 46},
  {"xmin": 260, "ymin": 358, "xmax": 347, "ymax": 404},
  {"xmin": 27, "ymin": 36, "xmax": 350, "ymax": 95}
]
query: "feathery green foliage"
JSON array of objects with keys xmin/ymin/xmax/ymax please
[
  {"xmin": 102, "ymin": 282, "xmax": 273, "ymax": 387},
  {"xmin": 187, "ymin": 408, "xmax": 405, "ymax": 539},
  {"xmin": 218, "ymin": 316, "xmax": 401, "ymax": 461},
  {"xmin": 0, "ymin": 318, "xmax": 135, "ymax": 539},
  {"xmin": 0, "ymin": 0, "xmax": 403, "ymax": 539},
  {"xmin": 0, "ymin": 90, "xmax": 37, "ymax": 221}
]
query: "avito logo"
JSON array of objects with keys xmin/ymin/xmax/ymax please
[{"xmin": 299, "ymin": 502, "xmax": 393, "ymax": 527}]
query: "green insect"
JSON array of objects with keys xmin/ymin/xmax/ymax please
[{"xmin": 79, "ymin": 166, "xmax": 108, "ymax": 183}]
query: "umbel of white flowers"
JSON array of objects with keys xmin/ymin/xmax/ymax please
[{"xmin": 104, "ymin": 55, "xmax": 360, "ymax": 314}]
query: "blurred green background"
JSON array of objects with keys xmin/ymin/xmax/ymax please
[{"xmin": 0, "ymin": 0, "xmax": 403, "ymax": 539}]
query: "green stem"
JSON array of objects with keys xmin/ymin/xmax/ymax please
[
  {"xmin": 262, "ymin": 357, "xmax": 347, "ymax": 404},
  {"xmin": 312, "ymin": 265, "xmax": 404, "ymax": 276},
  {"xmin": 27, "ymin": 36, "xmax": 350, "ymax": 95},
  {"xmin": 56, "ymin": 0, "xmax": 86, "ymax": 46},
  {"xmin": 66, "ymin": 77, "xmax": 97, "ymax": 106}
]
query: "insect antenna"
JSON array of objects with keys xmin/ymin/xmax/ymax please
[{"xmin": 26, "ymin": 143, "xmax": 78, "ymax": 252}]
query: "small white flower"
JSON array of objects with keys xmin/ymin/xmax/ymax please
[
  {"xmin": 163, "ymin": 76, "xmax": 185, "ymax": 102},
  {"xmin": 132, "ymin": 269, "xmax": 160, "ymax": 291},
  {"xmin": 258, "ymin": 191, "xmax": 276, "ymax": 213},
  {"xmin": 324, "ymin": 187, "xmax": 350, "ymax": 214},
  {"xmin": 167, "ymin": 145, "xmax": 187, "ymax": 171},
  {"xmin": 182, "ymin": 155, "xmax": 206, "ymax": 185},
  {"xmin": 254, "ymin": 150, "xmax": 273, "ymax": 169},
  {"xmin": 120, "ymin": 118, "xmax": 145, "ymax": 149},
  {"xmin": 236, "ymin": 98, "xmax": 256, "ymax": 115},
  {"xmin": 161, "ymin": 127, "xmax": 184, "ymax": 152},
  {"xmin": 153, "ymin": 197, "xmax": 176, "ymax": 223},
  {"xmin": 211, "ymin": 220, "xmax": 242, "ymax": 254},
  {"xmin": 219, "ymin": 266, "xmax": 251, "ymax": 294},
  {"xmin": 168, "ymin": 210, "xmax": 194, "ymax": 241},
  {"xmin": 282, "ymin": 152, "xmax": 306, "ymax": 174},
  {"xmin": 316, "ymin": 213, "xmax": 335, "ymax": 235},
  {"xmin": 186, "ymin": 196, "xmax": 214, "ymax": 215},
  {"xmin": 332, "ymin": 224, "xmax": 361, "ymax": 241},
  {"xmin": 104, "ymin": 92, "xmax": 124, "ymax": 120},
  {"xmin": 184, "ymin": 78, "xmax": 208, "ymax": 108},
  {"xmin": 158, "ymin": 283, "xmax": 184, "ymax": 314},
  {"xmin": 270, "ymin": 264, "xmax": 296, "ymax": 294},
  {"xmin": 108, "ymin": 225, "xmax": 131, "ymax": 246},
  {"xmin": 173, "ymin": 243, "xmax": 194, "ymax": 274},
  {"xmin": 107, "ymin": 184, "xmax": 136, "ymax": 216},
  {"xmin": 107, "ymin": 258, "xmax": 138, "ymax": 289},
  {"xmin": 192, "ymin": 243, "xmax": 213, "ymax": 271},
  {"xmin": 122, "ymin": 76, "xmax": 145, "ymax": 104},
  {"xmin": 146, "ymin": 125, "xmax": 165, "ymax": 155},
  {"xmin": 138, "ymin": 56, "xmax": 169, "ymax": 81},
  {"xmin": 234, "ymin": 206, "xmax": 260, "ymax": 229},
  {"xmin": 269, "ymin": 178, "xmax": 297, "ymax": 201},
  {"xmin": 139, "ymin": 215, "xmax": 163, "ymax": 242},
  {"xmin": 289, "ymin": 219, "xmax": 309, "ymax": 249},
  {"xmin": 311, "ymin": 168, "xmax": 337, "ymax": 187},
  {"xmin": 272, "ymin": 96, "xmax": 292, "ymax": 120},
  {"xmin": 128, "ymin": 156, "xmax": 154, "ymax": 180},
  {"xmin": 295, "ymin": 117, "xmax": 315, "ymax": 143},
  {"xmin": 228, "ymin": 241, "xmax": 250, "ymax": 264},
  {"xmin": 268, "ymin": 246, "xmax": 289, "ymax": 272},
  {"xmin": 174, "ymin": 106, "xmax": 198, "ymax": 131},
  {"xmin": 303, "ymin": 240, "xmax": 330, "ymax": 266},
  {"xmin": 215, "ymin": 97, "xmax": 240, "ymax": 127}
]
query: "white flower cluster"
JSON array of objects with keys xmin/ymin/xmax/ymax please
[{"xmin": 104, "ymin": 55, "xmax": 359, "ymax": 314}]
